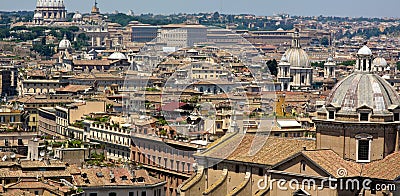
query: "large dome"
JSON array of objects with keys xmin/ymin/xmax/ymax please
[
  {"xmin": 285, "ymin": 48, "xmax": 310, "ymax": 68},
  {"xmin": 108, "ymin": 52, "xmax": 127, "ymax": 60},
  {"xmin": 325, "ymin": 73, "xmax": 400, "ymax": 114}
]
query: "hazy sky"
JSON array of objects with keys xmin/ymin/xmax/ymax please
[{"xmin": 2, "ymin": 0, "xmax": 400, "ymax": 18}]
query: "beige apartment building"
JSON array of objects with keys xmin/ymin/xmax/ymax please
[
  {"xmin": 130, "ymin": 116, "xmax": 207, "ymax": 196},
  {"xmin": 38, "ymin": 101, "xmax": 106, "ymax": 140},
  {"xmin": 84, "ymin": 116, "xmax": 132, "ymax": 161}
]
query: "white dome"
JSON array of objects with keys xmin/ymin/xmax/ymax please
[
  {"xmin": 357, "ymin": 45, "xmax": 372, "ymax": 55},
  {"xmin": 34, "ymin": 12, "xmax": 43, "ymax": 19},
  {"xmin": 108, "ymin": 52, "xmax": 127, "ymax": 60},
  {"xmin": 73, "ymin": 12, "xmax": 82, "ymax": 19},
  {"xmin": 58, "ymin": 35, "xmax": 71, "ymax": 50},
  {"xmin": 373, "ymin": 57, "xmax": 387, "ymax": 67},
  {"xmin": 285, "ymin": 48, "xmax": 310, "ymax": 68}
]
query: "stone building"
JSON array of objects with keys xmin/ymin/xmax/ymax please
[
  {"xmin": 179, "ymin": 45, "xmax": 400, "ymax": 195},
  {"xmin": 34, "ymin": 0, "xmax": 67, "ymax": 24},
  {"xmin": 316, "ymin": 44, "xmax": 400, "ymax": 163}
]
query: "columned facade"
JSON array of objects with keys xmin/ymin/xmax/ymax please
[{"xmin": 35, "ymin": 0, "xmax": 67, "ymax": 23}]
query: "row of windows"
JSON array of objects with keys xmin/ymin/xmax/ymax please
[
  {"xmin": 328, "ymin": 111, "xmax": 400, "ymax": 122},
  {"xmin": 134, "ymin": 152, "xmax": 192, "ymax": 173},
  {"xmin": 135, "ymin": 142, "xmax": 193, "ymax": 158},
  {"xmin": 89, "ymin": 191, "xmax": 150, "ymax": 196}
]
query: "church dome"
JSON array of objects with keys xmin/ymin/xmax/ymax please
[
  {"xmin": 58, "ymin": 35, "xmax": 71, "ymax": 50},
  {"xmin": 73, "ymin": 12, "xmax": 82, "ymax": 19},
  {"xmin": 285, "ymin": 48, "xmax": 310, "ymax": 68},
  {"xmin": 373, "ymin": 57, "xmax": 387, "ymax": 67},
  {"xmin": 325, "ymin": 73, "xmax": 400, "ymax": 114},
  {"xmin": 357, "ymin": 45, "xmax": 372, "ymax": 55},
  {"xmin": 108, "ymin": 52, "xmax": 127, "ymax": 60}
]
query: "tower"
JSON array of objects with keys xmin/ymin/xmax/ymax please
[
  {"xmin": 324, "ymin": 55, "xmax": 336, "ymax": 79},
  {"xmin": 277, "ymin": 54, "xmax": 291, "ymax": 91},
  {"xmin": 91, "ymin": 0, "xmax": 100, "ymax": 15}
]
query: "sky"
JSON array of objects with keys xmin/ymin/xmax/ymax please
[{"xmin": 1, "ymin": 0, "xmax": 400, "ymax": 18}]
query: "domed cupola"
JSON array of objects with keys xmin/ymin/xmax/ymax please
[
  {"xmin": 315, "ymin": 44, "xmax": 400, "ymax": 163},
  {"xmin": 108, "ymin": 52, "xmax": 127, "ymax": 60},
  {"xmin": 320, "ymin": 44, "xmax": 400, "ymax": 119},
  {"xmin": 284, "ymin": 29, "xmax": 310, "ymax": 68},
  {"xmin": 372, "ymin": 52, "xmax": 388, "ymax": 73},
  {"xmin": 355, "ymin": 44, "xmax": 373, "ymax": 73},
  {"xmin": 58, "ymin": 34, "xmax": 72, "ymax": 51}
]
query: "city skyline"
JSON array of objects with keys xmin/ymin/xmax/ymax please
[{"xmin": 2, "ymin": 0, "xmax": 400, "ymax": 18}]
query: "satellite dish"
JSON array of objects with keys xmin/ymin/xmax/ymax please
[
  {"xmin": 1, "ymin": 155, "xmax": 7, "ymax": 161},
  {"xmin": 10, "ymin": 153, "xmax": 15, "ymax": 159},
  {"xmin": 40, "ymin": 151, "xmax": 45, "ymax": 157}
]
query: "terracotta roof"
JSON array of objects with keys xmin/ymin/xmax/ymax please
[
  {"xmin": 5, "ymin": 179, "xmax": 71, "ymax": 194},
  {"xmin": 362, "ymin": 151, "xmax": 400, "ymax": 180},
  {"xmin": 2, "ymin": 189, "xmax": 35, "ymax": 196},
  {"xmin": 159, "ymin": 102, "xmax": 187, "ymax": 112},
  {"xmin": 73, "ymin": 60, "xmax": 112, "ymax": 66},
  {"xmin": 302, "ymin": 150, "xmax": 362, "ymax": 178},
  {"xmin": 73, "ymin": 168, "xmax": 163, "ymax": 187},
  {"xmin": 56, "ymin": 85, "xmax": 91, "ymax": 93},
  {"xmin": 199, "ymin": 133, "xmax": 316, "ymax": 166},
  {"xmin": 13, "ymin": 95, "xmax": 74, "ymax": 104},
  {"xmin": 20, "ymin": 160, "xmax": 66, "ymax": 168}
]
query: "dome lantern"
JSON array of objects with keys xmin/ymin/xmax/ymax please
[{"xmin": 355, "ymin": 44, "xmax": 373, "ymax": 73}]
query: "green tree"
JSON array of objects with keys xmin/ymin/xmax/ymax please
[
  {"xmin": 266, "ymin": 59, "xmax": 278, "ymax": 76},
  {"xmin": 320, "ymin": 37, "xmax": 329, "ymax": 46}
]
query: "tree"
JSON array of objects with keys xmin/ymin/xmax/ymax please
[
  {"xmin": 311, "ymin": 61, "xmax": 325, "ymax": 68},
  {"xmin": 266, "ymin": 59, "xmax": 278, "ymax": 76},
  {"xmin": 320, "ymin": 37, "xmax": 329, "ymax": 46}
]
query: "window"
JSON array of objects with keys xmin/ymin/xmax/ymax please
[
  {"xmin": 89, "ymin": 193, "xmax": 98, "ymax": 196},
  {"xmin": 141, "ymin": 191, "xmax": 147, "ymax": 196},
  {"xmin": 328, "ymin": 111, "xmax": 335, "ymax": 120},
  {"xmin": 258, "ymin": 168, "xmax": 263, "ymax": 176},
  {"xmin": 109, "ymin": 192, "xmax": 117, "ymax": 196},
  {"xmin": 129, "ymin": 192, "xmax": 134, "ymax": 196},
  {"xmin": 394, "ymin": 113, "xmax": 400, "ymax": 121},
  {"xmin": 357, "ymin": 140, "xmax": 370, "ymax": 162},
  {"xmin": 301, "ymin": 161, "xmax": 306, "ymax": 171},
  {"xmin": 360, "ymin": 113, "xmax": 369, "ymax": 121},
  {"xmin": 34, "ymin": 191, "xmax": 39, "ymax": 195},
  {"xmin": 235, "ymin": 165, "xmax": 240, "ymax": 173}
]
